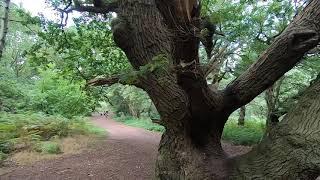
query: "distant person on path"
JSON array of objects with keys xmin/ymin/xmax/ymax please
[{"xmin": 100, "ymin": 111, "xmax": 108, "ymax": 117}]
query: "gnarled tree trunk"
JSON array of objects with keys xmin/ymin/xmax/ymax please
[
  {"xmin": 231, "ymin": 78, "xmax": 320, "ymax": 179},
  {"xmin": 113, "ymin": 0, "xmax": 320, "ymax": 179},
  {"xmin": 73, "ymin": 0, "xmax": 320, "ymax": 179}
]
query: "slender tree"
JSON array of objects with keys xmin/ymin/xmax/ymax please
[
  {"xmin": 264, "ymin": 77, "xmax": 284, "ymax": 131},
  {"xmin": 58, "ymin": 0, "xmax": 320, "ymax": 178},
  {"xmin": 0, "ymin": 0, "xmax": 10, "ymax": 61}
]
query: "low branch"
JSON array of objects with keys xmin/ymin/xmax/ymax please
[
  {"xmin": 67, "ymin": 5, "xmax": 117, "ymax": 14},
  {"xmin": 87, "ymin": 72, "xmax": 142, "ymax": 87},
  {"xmin": 224, "ymin": 0, "xmax": 320, "ymax": 111},
  {"xmin": 87, "ymin": 75, "xmax": 121, "ymax": 86},
  {"xmin": 0, "ymin": 17, "xmax": 24, "ymax": 23},
  {"xmin": 151, "ymin": 118, "xmax": 164, "ymax": 126},
  {"xmin": 3, "ymin": 18, "xmax": 39, "ymax": 34}
]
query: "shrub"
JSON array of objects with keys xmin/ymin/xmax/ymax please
[
  {"xmin": 0, "ymin": 78, "xmax": 29, "ymax": 113},
  {"xmin": 0, "ymin": 141, "xmax": 14, "ymax": 154},
  {"xmin": 0, "ymin": 112, "xmax": 105, "ymax": 164},
  {"xmin": 29, "ymin": 69, "xmax": 93, "ymax": 118},
  {"xmin": 0, "ymin": 151, "xmax": 7, "ymax": 166},
  {"xmin": 35, "ymin": 141, "xmax": 61, "ymax": 154},
  {"xmin": 222, "ymin": 120, "xmax": 265, "ymax": 145}
]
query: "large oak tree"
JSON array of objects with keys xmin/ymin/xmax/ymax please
[{"xmin": 59, "ymin": 0, "xmax": 320, "ymax": 179}]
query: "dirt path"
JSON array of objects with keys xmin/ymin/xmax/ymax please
[{"xmin": 1, "ymin": 115, "xmax": 250, "ymax": 180}]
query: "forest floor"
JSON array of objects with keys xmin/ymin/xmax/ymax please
[{"xmin": 0, "ymin": 115, "xmax": 251, "ymax": 180}]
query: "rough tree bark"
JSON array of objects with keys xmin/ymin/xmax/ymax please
[
  {"xmin": 70, "ymin": 0, "xmax": 320, "ymax": 179},
  {"xmin": 0, "ymin": 0, "xmax": 10, "ymax": 61},
  {"xmin": 231, "ymin": 77, "xmax": 320, "ymax": 179}
]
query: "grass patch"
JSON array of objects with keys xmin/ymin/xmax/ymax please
[
  {"xmin": 222, "ymin": 120, "xmax": 265, "ymax": 145},
  {"xmin": 0, "ymin": 152, "xmax": 7, "ymax": 166},
  {"xmin": 0, "ymin": 112, "xmax": 106, "ymax": 165},
  {"xmin": 10, "ymin": 135, "xmax": 99, "ymax": 165},
  {"xmin": 35, "ymin": 141, "xmax": 61, "ymax": 154},
  {"xmin": 114, "ymin": 116, "xmax": 165, "ymax": 132}
]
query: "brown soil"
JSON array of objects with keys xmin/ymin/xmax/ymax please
[{"xmin": 0, "ymin": 115, "xmax": 250, "ymax": 180}]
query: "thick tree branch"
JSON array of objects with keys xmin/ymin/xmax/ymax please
[
  {"xmin": 87, "ymin": 71, "xmax": 143, "ymax": 87},
  {"xmin": 63, "ymin": 0, "xmax": 119, "ymax": 14},
  {"xmin": 224, "ymin": 0, "xmax": 320, "ymax": 111},
  {"xmin": 68, "ymin": 4, "xmax": 117, "ymax": 14}
]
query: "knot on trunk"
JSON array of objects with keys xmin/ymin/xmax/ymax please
[
  {"xmin": 289, "ymin": 29, "xmax": 319, "ymax": 52},
  {"xmin": 175, "ymin": 61, "xmax": 206, "ymax": 92},
  {"xmin": 111, "ymin": 16, "xmax": 133, "ymax": 50}
]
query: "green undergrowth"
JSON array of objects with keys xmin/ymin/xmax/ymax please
[
  {"xmin": 0, "ymin": 112, "xmax": 106, "ymax": 165},
  {"xmin": 114, "ymin": 116, "xmax": 165, "ymax": 132},
  {"xmin": 35, "ymin": 141, "xmax": 62, "ymax": 154},
  {"xmin": 114, "ymin": 116, "xmax": 265, "ymax": 146},
  {"xmin": 222, "ymin": 119, "xmax": 265, "ymax": 145}
]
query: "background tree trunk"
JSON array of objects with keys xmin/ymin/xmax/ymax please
[
  {"xmin": 0, "ymin": 0, "xmax": 10, "ymax": 61},
  {"xmin": 237, "ymin": 106, "xmax": 246, "ymax": 126},
  {"xmin": 265, "ymin": 77, "xmax": 284, "ymax": 132}
]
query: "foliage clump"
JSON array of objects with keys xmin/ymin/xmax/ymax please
[
  {"xmin": 0, "ymin": 112, "xmax": 105, "ymax": 165},
  {"xmin": 35, "ymin": 141, "xmax": 62, "ymax": 154},
  {"xmin": 222, "ymin": 119, "xmax": 265, "ymax": 145},
  {"xmin": 118, "ymin": 54, "xmax": 170, "ymax": 85},
  {"xmin": 29, "ymin": 68, "xmax": 93, "ymax": 118}
]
